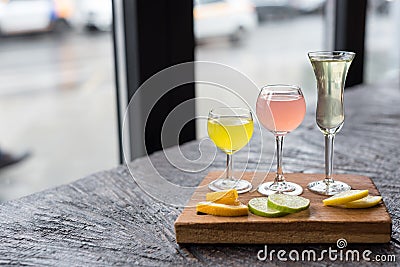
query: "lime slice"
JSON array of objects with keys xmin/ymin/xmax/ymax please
[
  {"xmin": 267, "ymin": 194, "xmax": 310, "ymax": 213},
  {"xmin": 323, "ymin": 189, "xmax": 369, "ymax": 206},
  {"xmin": 248, "ymin": 197, "xmax": 288, "ymax": 218},
  {"xmin": 196, "ymin": 201, "xmax": 248, "ymax": 216},
  {"xmin": 340, "ymin": 195, "xmax": 382, "ymax": 209}
]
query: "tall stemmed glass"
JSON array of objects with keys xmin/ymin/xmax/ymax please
[
  {"xmin": 307, "ymin": 51, "xmax": 355, "ymax": 195},
  {"xmin": 207, "ymin": 107, "xmax": 254, "ymax": 193},
  {"xmin": 256, "ymin": 85, "xmax": 306, "ymax": 196}
]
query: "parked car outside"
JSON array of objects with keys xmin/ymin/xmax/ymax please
[
  {"xmin": 76, "ymin": 0, "xmax": 112, "ymax": 32},
  {"xmin": 251, "ymin": 0, "xmax": 325, "ymax": 22},
  {"xmin": 251, "ymin": 0, "xmax": 296, "ymax": 22},
  {"xmin": 194, "ymin": 0, "xmax": 258, "ymax": 43},
  {"xmin": 0, "ymin": 0, "xmax": 74, "ymax": 36},
  {"xmin": 289, "ymin": 0, "xmax": 325, "ymax": 14}
]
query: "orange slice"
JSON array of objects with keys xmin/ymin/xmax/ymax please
[
  {"xmin": 206, "ymin": 189, "xmax": 238, "ymax": 205},
  {"xmin": 196, "ymin": 201, "xmax": 248, "ymax": 216}
]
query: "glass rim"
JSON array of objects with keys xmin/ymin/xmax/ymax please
[
  {"xmin": 307, "ymin": 51, "xmax": 355, "ymax": 60},
  {"xmin": 261, "ymin": 84, "xmax": 301, "ymax": 90},
  {"xmin": 259, "ymin": 84, "xmax": 303, "ymax": 96},
  {"xmin": 209, "ymin": 107, "xmax": 252, "ymax": 118}
]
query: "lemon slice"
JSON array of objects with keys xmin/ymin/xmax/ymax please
[
  {"xmin": 323, "ymin": 189, "xmax": 369, "ymax": 206},
  {"xmin": 248, "ymin": 197, "xmax": 288, "ymax": 218},
  {"xmin": 196, "ymin": 201, "xmax": 248, "ymax": 216},
  {"xmin": 206, "ymin": 189, "xmax": 238, "ymax": 205},
  {"xmin": 340, "ymin": 195, "xmax": 382, "ymax": 209},
  {"xmin": 267, "ymin": 194, "xmax": 310, "ymax": 213}
]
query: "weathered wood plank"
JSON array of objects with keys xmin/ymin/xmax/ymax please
[{"xmin": 0, "ymin": 82, "xmax": 399, "ymax": 266}]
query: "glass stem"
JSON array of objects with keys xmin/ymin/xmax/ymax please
[
  {"xmin": 275, "ymin": 135, "xmax": 285, "ymax": 183},
  {"xmin": 226, "ymin": 154, "xmax": 233, "ymax": 180},
  {"xmin": 324, "ymin": 134, "xmax": 335, "ymax": 184}
]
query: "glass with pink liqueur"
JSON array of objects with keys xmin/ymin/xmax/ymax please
[{"xmin": 256, "ymin": 84, "xmax": 306, "ymax": 195}]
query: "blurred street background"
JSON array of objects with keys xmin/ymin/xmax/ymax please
[{"xmin": 0, "ymin": 0, "xmax": 398, "ymax": 201}]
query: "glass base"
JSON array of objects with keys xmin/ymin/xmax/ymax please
[
  {"xmin": 257, "ymin": 182, "xmax": 303, "ymax": 196},
  {"xmin": 307, "ymin": 180, "xmax": 351, "ymax": 196},
  {"xmin": 208, "ymin": 178, "xmax": 252, "ymax": 194}
]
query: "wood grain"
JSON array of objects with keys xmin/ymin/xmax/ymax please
[
  {"xmin": 175, "ymin": 172, "xmax": 391, "ymax": 244},
  {"xmin": 0, "ymin": 82, "xmax": 399, "ymax": 265}
]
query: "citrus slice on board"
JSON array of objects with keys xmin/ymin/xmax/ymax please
[
  {"xmin": 248, "ymin": 197, "xmax": 288, "ymax": 218},
  {"xmin": 322, "ymin": 189, "xmax": 369, "ymax": 206},
  {"xmin": 206, "ymin": 189, "xmax": 238, "ymax": 205},
  {"xmin": 339, "ymin": 195, "xmax": 382, "ymax": 209},
  {"xmin": 196, "ymin": 202, "xmax": 248, "ymax": 216},
  {"xmin": 267, "ymin": 194, "xmax": 310, "ymax": 213}
]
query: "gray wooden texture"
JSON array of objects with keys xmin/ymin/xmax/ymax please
[{"xmin": 0, "ymin": 82, "xmax": 399, "ymax": 266}]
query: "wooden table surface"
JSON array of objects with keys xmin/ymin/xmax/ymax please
[{"xmin": 0, "ymin": 82, "xmax": 399, "ymax": 266}]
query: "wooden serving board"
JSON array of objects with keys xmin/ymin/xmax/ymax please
[{"xmin": 174, "ymin": 172, "xmax": 392, "ymax": 244}]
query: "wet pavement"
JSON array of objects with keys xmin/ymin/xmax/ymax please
[{"xmin": 0, "ymin": 32, "xmax": 118, "ymax": 201}]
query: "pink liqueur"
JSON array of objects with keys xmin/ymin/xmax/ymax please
[{"xmin": 256, "ymin": 94, "xmax": 306, "ymax": 135}]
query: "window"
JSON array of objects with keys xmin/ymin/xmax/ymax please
[
  {"xmin": 195, "ymin": 0, "xmax": 326, "ymax": 138},
  {"xmin": 365, "ymin": 0, "xmax": 400, "ymax": 83},
  {"xmin": 0, "ymin": 0, "xmax": 117, "ymax": 201}
]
